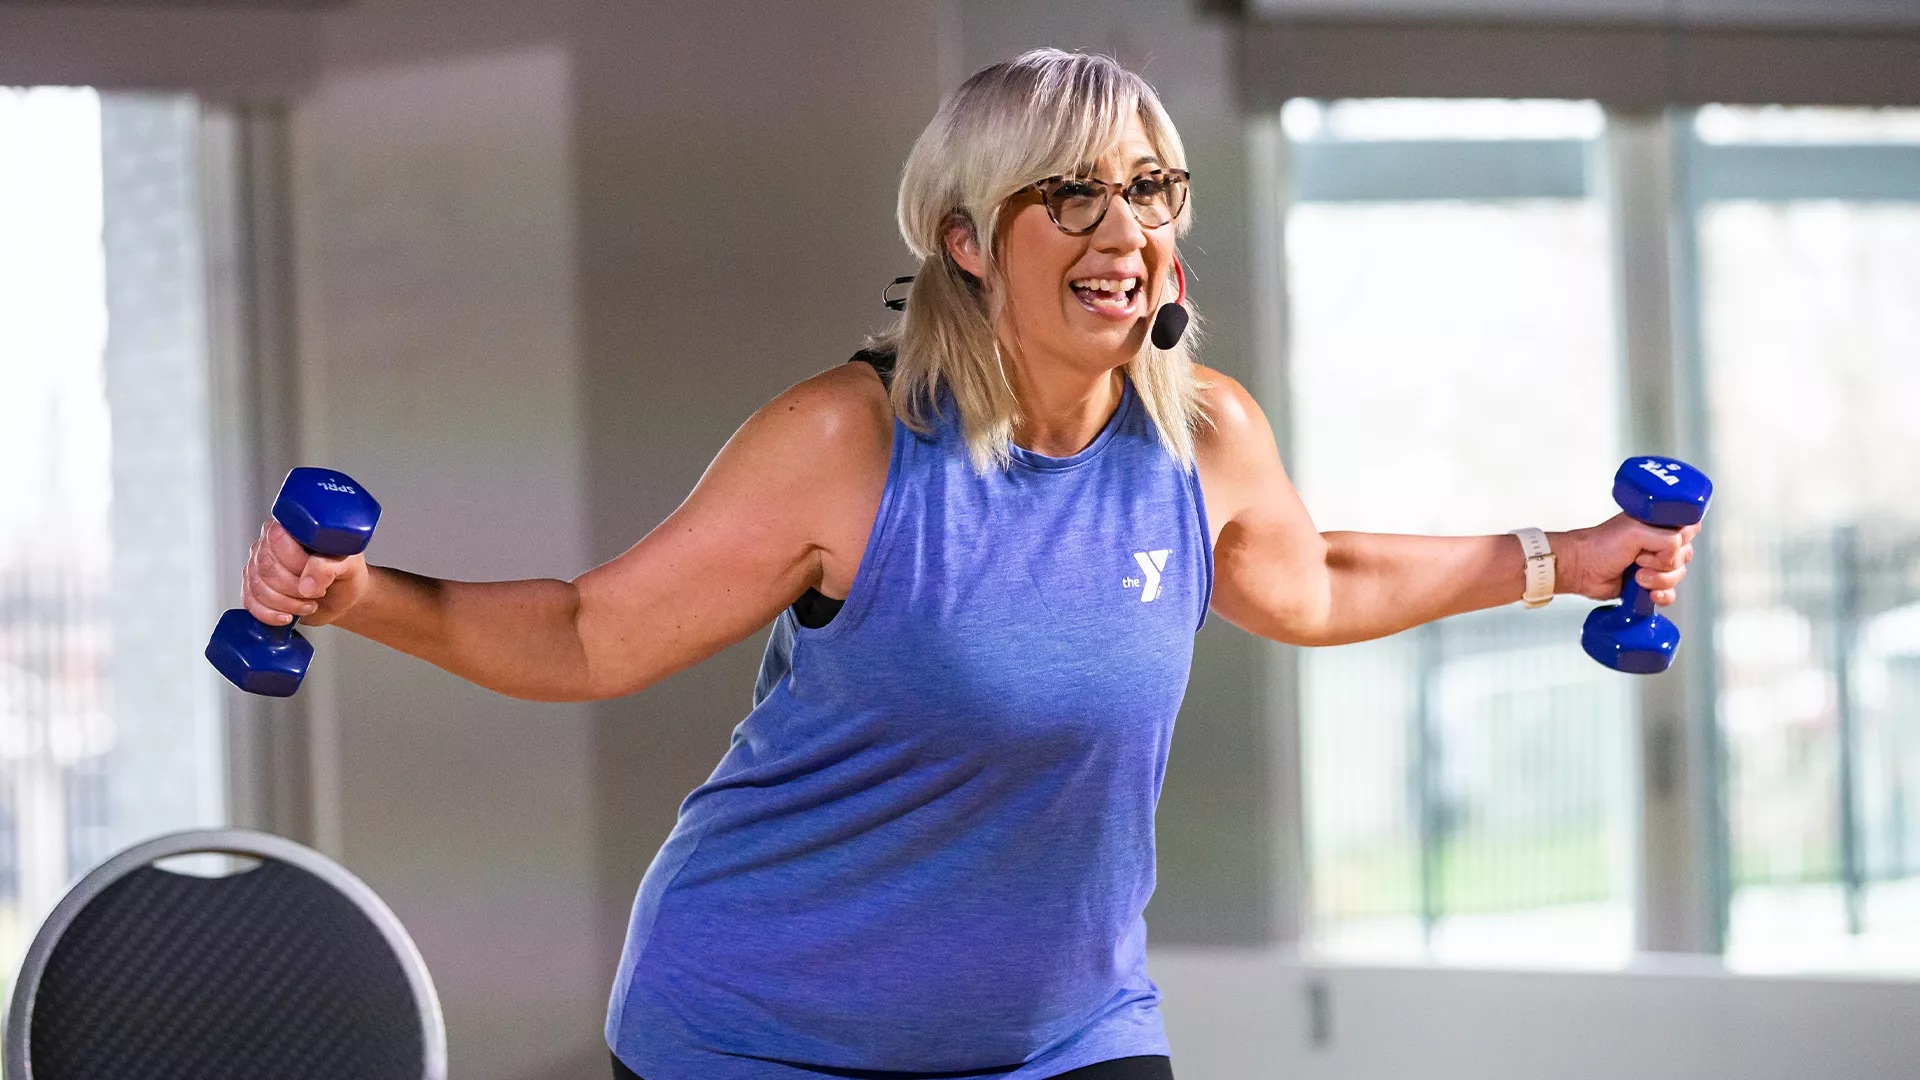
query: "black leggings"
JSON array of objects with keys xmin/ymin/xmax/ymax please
[{"xmin": 610, "ymin": 1052, "xmax": 1173, "ymax": 1080}]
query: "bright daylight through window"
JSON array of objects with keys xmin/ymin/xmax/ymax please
[
  {"xmin": 1281, "ymin": 97, "xmax": 1920, "ymax": 976},
  {"xmin": 1284, "ymin": 98, "xmax": 1630, "ymax": 966},
  {"xmin": 1694, "ymin": 105, "xmax": 1920, "ymax": 974},
  {"xmin": 0, "ymin": 87, "xmax": 226, "ymax": 983}
]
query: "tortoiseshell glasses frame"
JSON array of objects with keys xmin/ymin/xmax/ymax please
[{"xmin": 1012, "ymin": 168, "xmax": 1190, "ymax": 236}]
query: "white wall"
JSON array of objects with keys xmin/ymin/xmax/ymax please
[
  {"xmin": 288, "ymin": 38, "xmax": 601, "ymax": 1080},
  {"xmin": 1251, "ymin": 0, "xmax": 1920, "ymax": 28},
  {"xmin": 0, "ymin": 6, "xmax": 319, "ymax": 92},
  {"xmin": 289, "ymin": 3, "xmax": 952, "ymax": 1078},
  {"xmin": 566, "ymin": 0, "xmax": 953, "ymax": 1017},
  {"xmin": 1152, "ymin": 949, "xmax": 1920, "ymax": 1079}
]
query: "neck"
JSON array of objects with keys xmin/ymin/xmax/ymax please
[{"xmin": 1003, "ymin": 346, "xmax": 1126, "ymax": 458}]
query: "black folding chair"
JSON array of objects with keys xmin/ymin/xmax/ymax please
[{"xmin": 2, "ymin": 828, "xmax": 446, "ymax": 1080}]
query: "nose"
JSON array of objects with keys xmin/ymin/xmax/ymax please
[{"xmin": 1091, "ymin": 191, "xmax": 1147, "ymax": 253}]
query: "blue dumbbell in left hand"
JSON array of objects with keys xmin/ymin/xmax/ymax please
[
  {"xmin": 206, "ymin": 467, "xmax": 381, "ymax": 697},
  {"xmin": 1581, "ymin": 457, "xmax": 1713, "ymax": 674}
]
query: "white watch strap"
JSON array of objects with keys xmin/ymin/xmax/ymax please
[{"xmin": 1510, "ymin": 527, "xmax": 1555, "ymax": 609}]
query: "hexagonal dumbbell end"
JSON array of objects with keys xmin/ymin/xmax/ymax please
[
  {"xmin": 206, "ymin": 468, "xmax": 380, "ymax": 697},
  {"xmin": 1581, "ymin": 577, "xmax": 1681, "ymax": 674},
  {"xmin": 272, "ymin": 467, "xmax": 382, "ymax": 558},
  {"xmin": 206, "ymin": 608, "xmax": 316, "ymax": 698},
  {"xmin": 1610, "ymin": 457, "xmax": 1712, "ymax": 529},
  {"xmin": 1582, "ymin": 457, "xmax": 1711, "ymax": 675}
]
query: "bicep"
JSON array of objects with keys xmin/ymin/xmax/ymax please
[
  {"xmin": 571, "ymin": 371, "xmax": 885, "ymax": 698},
  {"xmin": 572, "ymin": 472, "xmax": 813, "ymax": 700},
  {"xmin": 1195, "ymin": 371, "xmax": 1332, "ymax": 645}
]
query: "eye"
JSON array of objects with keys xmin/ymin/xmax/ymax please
[
  {"xmin": 1053, "ymin": 179, "xmax": 1103, "ymax": 201},
  {"xmin": 1126, "ymin": 174, "xmax": 1170, "ymax": 202}
]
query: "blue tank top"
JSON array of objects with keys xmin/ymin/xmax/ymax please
[{"xmin": 607, "ymin": 368, "xmax": 1212, "ymax": 1079}]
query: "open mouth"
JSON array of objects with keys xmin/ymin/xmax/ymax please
[{"xmin": 1069, "ymin": 276, "xmax": 1141, "ymax": 317}]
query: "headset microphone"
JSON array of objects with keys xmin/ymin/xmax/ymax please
[{"xmin": 1150, "ymin": 260, "xmax": 1188, "ymax": 350}]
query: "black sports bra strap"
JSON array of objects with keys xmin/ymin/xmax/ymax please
[
  {"xmin": 791, "ymin": 349, "xmax": 895, "ymax": 630},
  {"xmin": 850, "ymin": 348, "xmax": 896, "ymax": 390}
]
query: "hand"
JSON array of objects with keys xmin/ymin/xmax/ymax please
[
  {"xmin": 241, "ymin": 520, "xmax": 371, "ymax": 628},
  {"xmin": 1555, "ymin": 513, "xmax": 1700, "ymax": 607}
]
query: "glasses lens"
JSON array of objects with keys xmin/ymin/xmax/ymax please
[
  {"xmin": 1047, "ymin": 179, "xmax": 1108, "ymax": 233},
  {"xmin": 1127, "ymin": 172, "xmax": 1185, "ymax": 228}
]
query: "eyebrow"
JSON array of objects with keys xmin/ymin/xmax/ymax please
[{"xmin": 1072, "ymin": 155, "xmax": 1165, "ymax": 178}]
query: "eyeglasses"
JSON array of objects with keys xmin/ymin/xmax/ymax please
[{"xmin": 1015, "ymin": 168, "xmax": 1190, "ymax": 236}]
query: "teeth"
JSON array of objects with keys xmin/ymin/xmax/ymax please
[{"xmin": 1071, "ymin": 277, "xmax": 1138, "ymax": 293}]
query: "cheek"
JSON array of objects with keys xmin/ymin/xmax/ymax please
[
  {"xmin": 1148, "ymin": 239, "xmax": 1178, "ymax": 298},
  {"xmin": 999, "ymin": 214, "xmax": 1079, "ymax": 314}
]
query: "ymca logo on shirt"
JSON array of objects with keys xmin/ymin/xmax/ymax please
[{"xmin": 1121, "ymin": 549, "xmax": 1172, "ymax": 602}]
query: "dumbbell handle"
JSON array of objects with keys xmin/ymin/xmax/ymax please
[
  {"xmin": 249, "ymin": 541, "xmax": 318, "ymax": 639},
  {"xmin": 1615, "ymin": 560, "xmax": 1657, "ymax": 620},
  {"xmin": 226, "ymin": 512, "xmax": 332, "ymax": 639}
]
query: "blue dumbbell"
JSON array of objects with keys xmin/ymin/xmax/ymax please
[
  {"xmin": 1581, "ymin": 457, "xmax": 1712, "ymax": 674},
  {"xmin": 206, "ymin": 468, "xmax": 381, "ymax": 697}
]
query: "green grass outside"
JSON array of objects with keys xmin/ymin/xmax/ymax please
[{"xmin": 1315, "ymin": 826, "xmax": 1618, "ymax": 918}]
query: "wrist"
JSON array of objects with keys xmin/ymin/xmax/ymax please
[
  {"xmin": 1546, "ymin": 530, "xmax": 1580, "ymax": 594},
  {"xmin": 1509, "ymin": 527, "xmax": 1557, "ymax": 608},
  {"xmin": 324, "ymin": 560, "xmax": 379, "ymax": 631}
]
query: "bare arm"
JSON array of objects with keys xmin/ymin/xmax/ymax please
[
  {"xmin": 327, "ymin": 569, "xmax": 591, "ymax": 701},
  {"xmin": 1192, "ymin": 368, "xmax": 1697, "ymax": 648},
  {"xmin": 240, "ymin": 364, "xmax": 892, "ymax": 701}
]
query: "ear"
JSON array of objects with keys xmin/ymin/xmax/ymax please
[{"xmin": 942, "ymin": 213, "xmax": 986, "ymax": 280}]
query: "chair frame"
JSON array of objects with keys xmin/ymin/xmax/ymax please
[{"xmin": 1, "ymin": 828, "xmax": 448, "ymax": 1080}]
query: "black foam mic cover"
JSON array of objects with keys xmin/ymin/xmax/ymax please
[{"xmin": 1150, "ymin": 301, "xmax": 1189, "ymax": 350}]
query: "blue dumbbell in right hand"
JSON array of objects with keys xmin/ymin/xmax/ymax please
[
  {"xmin": 1581, "ymin": 457, "xmax": 1712, "ymax": 675},
  {"xmin": 206, "ymin": 467, "xmax": 381, "ymax": 697}
]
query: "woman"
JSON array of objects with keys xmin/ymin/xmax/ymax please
[{"xmin": 239, "ymin": 49, "xmax": 1697, "ymax": 1080}]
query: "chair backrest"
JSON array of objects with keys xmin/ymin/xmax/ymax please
[{"xmin": 2, "ymin": 829, "xmax": 447, "ymax": 1080}]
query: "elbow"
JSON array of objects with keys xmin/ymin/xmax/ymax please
[
  {"xmin": 557, "ymin": 582, "xmax": 616, "ymax": 702},
  {"xmin": 1224, "ymin": 591, "xmax": 1337, "ymax": 648},
  {"xmin": 506, "ymin": 683, "xmax": 604, "ymax": 705},
  {"xmin": 1264, "ymin": 612, "xmax": 1341, "ymax": 649},
  {"xmin": 1272, "ymin": 574, "xmax": 1341, "ymax": 648}
]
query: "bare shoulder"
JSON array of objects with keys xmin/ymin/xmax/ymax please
[
  {"xmin": 727, "ymin": 359, "xmax": 894, "ymax": 483},
  {"xmin": 1191, "ymin": 364, "xmax": 1277, "ymax": 471},
  {"xmin": 765, "ymin": 359, "xmax": 893, "ymax": 453},
  {"xmin": 731, "ymin": 359, "xmax": 892, "ymax": 597},
  {"xmin": 1188, "ymin": 364, "xmax": 1288, "ymax": 535}
]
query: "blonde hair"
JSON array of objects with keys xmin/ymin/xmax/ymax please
[{"xmin": 873, "ymin": 48, "xmax": 1207, "ymax": 473}]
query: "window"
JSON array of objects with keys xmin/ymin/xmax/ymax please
[
  {"xmin": 1274, "ymin": 98, "xmax": 1920, "ymax": 974},
  {"xmin": 1686, "ymin": 106, "xmax": 1920, "ymax": 973},
  {"xmin": 1282, "ymin": 99, "xmax": 1632, "ymax": 964},
  {"xmin": 0, "ymin": 88, "xmax": 227, "ymax": 973}
]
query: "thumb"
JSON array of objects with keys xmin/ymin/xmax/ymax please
[{"xmin": 300, "ymin": 555, "xmax": 347, "ymax": 596}]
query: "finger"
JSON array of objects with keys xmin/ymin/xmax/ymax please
[
  {"xmin": 1636, "ymin": 529, "xmax": 1689, "ymax": 571},
  {"xmin": 1636, "ymin": 567, "xmax": 1686, "ymax": 592},
  {"xmin": 1635, "ymin": 549, "xmax": 1682, "ymax": 572},
  {"xmin": 298, "ymin": 554, "xmax": 348, "ymax": 597},
  {"xmin": 242, "ymin": 592, "xmax": 299, "ymax": 626},
  {"xmin": 249, "ymin": 554, "xmax": 318, "ymax": 610},
  {"xmin": 1637, "ymin": 549, "xmax": 1686, "ymax": 572},
  {"xmin": 1682, "ymin": 523, "xmax": 1702, "ymax": 542},
  {"xmin": 245, "ymin": 563, "xmax": 318, "ymax": 620},
  {"xmin": 1651, "ymin": 588, "xmax": 1677, "ymax": 607},
  {"xmin": 264, "ymin": 521, "xmax": 310, "ymax": 578},
  {"xmin": 251, "ymin": 539, "xmax": 308, "ymax": 597}
]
